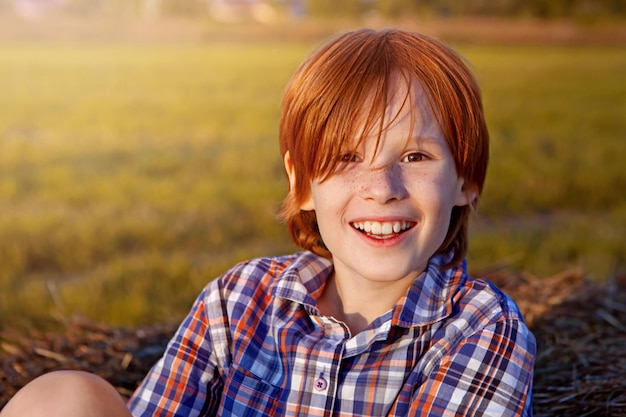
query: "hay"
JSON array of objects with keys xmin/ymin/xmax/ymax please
[
  {"xmin": 488, "ymin": 268, "xmax": 626, "ymax": 417},
  {"xmin": 0, "ymin": 320, "xmax": 176, "ymax": 405},
  {"xmin": 531, "ymin": 278, "xmax": 626, "ymax": 417},
  {"xmin": 1, "ymin": 270, "xmax": 625, "ymax": 416}
]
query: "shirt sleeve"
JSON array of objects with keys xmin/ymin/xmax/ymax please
[
  {"xmin": 408, "ymin": 318, "xmax": 536, "ymax": 417},
  {"xmin": 128, "ymin": 283, "xmax": 229, "ymax": 417}
]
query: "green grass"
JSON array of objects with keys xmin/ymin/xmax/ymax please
[
  {"xmin": 0, "ymin": 40, "xmax": 624, "ymax": 329},
  {"xmin": 462, "ymin": 44, "xmax": 626, "ymax": 279}
]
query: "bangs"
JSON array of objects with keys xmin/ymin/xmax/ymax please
[{"xmin": 311, "ymin": 52, "xmax": 417, "ymax": 182}]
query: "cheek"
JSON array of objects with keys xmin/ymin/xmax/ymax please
[
  {"xmin": 413, "ymin": 172, "xmax": 464, "ymax": 209},
  {"xmin": 316, "ymin": 172, "xmax": 362, "ymax": 198},
  {"xmin": 350, "ymin": 171, "xmax": 371, "ymax": 193},
  {"xmin": 303, "ymin": 174, "xmax": 350, "ymax": 212},
  {"xmin": 430, "ymin": 163, "xmax": 464, "ymax": 197}
]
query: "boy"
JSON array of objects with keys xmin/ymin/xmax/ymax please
[{"xmin": 1, "ymin": 28, "xmax": 535, "ymax": 416}]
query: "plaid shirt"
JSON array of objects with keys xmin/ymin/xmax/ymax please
[{"xmin": 128, "ymin": 251, "xmax": 535, "ymax": 416}]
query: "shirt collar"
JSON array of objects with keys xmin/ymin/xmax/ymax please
[
  {"xmin": 273, "ymin": 251, "xmax": 467, "ymax": 327},
  {"xmin": 272, "ymin": 251, "xmax": 333, "ymax": 309},
  {"xmin": 392, "ymin": 254, "xmax": 468, "ymax": 327}
]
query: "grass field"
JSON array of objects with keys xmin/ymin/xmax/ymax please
[{"xmin": 0, "ymin": 31, "xmax": 624, "ymax": 329}]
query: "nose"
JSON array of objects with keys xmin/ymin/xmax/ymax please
[{"xmin": 360, "ymin": 163, "xmax": 408, "ymax": 204}]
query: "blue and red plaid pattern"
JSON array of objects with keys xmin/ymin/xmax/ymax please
[{"xmin": 128, "ymin": 251, "xmax": 535, "ymax": 416}]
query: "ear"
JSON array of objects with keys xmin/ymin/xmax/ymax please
[
  {"xmin": 284, "ymin": 151, "xmax": 315, "ymax": 211},
  {"xmin": 284, "ymin": 151, "xmax": 297, "ymax": 191},
  {"xmin": 454, "ymin": 178, "xmax": 478, "ymax": 207}
]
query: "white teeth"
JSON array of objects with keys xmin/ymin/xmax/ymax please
[{"xmin": 352, "ymin": 220, "xmax": 412, "ymax": 236}]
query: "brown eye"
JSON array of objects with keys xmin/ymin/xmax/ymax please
[
  {"xmin": 340, "ymin": 152, "xmax": 360, "ymax": 162},
  {"xmin": 402, "ymin": 152, "xmax": 426, "ymax": 162}
]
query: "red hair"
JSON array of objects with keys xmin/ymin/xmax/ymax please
[{"xmin": 279, "ymin": 28, "xmax": 489, "ymax": 267}]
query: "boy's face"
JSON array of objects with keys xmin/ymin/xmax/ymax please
[{"xmin": 288, "ymin": 81, "xmax": 475, "ymax": 287}]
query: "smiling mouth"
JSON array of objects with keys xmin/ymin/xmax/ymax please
[{"xmin": 351, "ymin": 220, "xmax": 415, "ymax": 239}]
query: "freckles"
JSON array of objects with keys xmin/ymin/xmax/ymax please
[
  {"xmin": 355, "ymin": 170, "xmax": 379, "ymax": 193},
  {"xmin": 342, "ymin": 170, "xmax": 367, "ymax": 191}
]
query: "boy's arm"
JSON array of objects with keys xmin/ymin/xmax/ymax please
[
  {"xmin": 408, "ymin": 319, "xmax": 535, "ymax": 417},
  {"xmin": 128, "ymin": 284, "xmax": 229, "ymax": 417}
]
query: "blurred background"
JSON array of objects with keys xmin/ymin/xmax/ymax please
[{"xmin": 0, "ymin": 0, "xmax": 624, "ymax": 330}]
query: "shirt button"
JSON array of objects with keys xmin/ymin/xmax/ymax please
[{"xmin": 314, "ymin": 375, "xmax": 328, "ymax": 391}]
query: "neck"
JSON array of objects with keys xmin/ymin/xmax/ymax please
[{"xmin": 317, "ymin": 272, "xmax": 415, "ymax": 335}]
